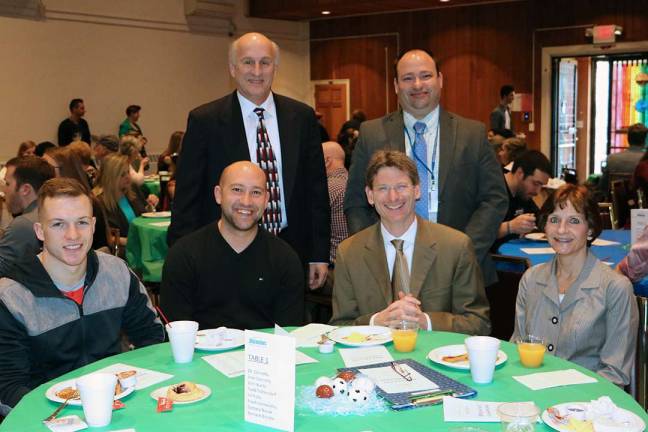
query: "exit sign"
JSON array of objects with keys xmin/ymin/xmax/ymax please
[{"xmin": 592, "ymin": 25, "xmax": 617, "ymax": 45}]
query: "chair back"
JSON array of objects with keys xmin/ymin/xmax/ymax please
[
  {"xmin": 611, "ymin": 178, "xmax": 633, "ymax": 228},
  {"xmin": 598, "ymin": 202, "xmax": 618, "ymax": 230},
  {"xmin": 488, "ymin": 254, "xmax": 531, "ymax": 340}
]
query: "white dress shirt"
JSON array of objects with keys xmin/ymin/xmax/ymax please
[
  {"xmin": 369, "ymin": 218, "xmax": 432, "ymax": 330},
  {"xmin": 237, "ymin": 91, "xmax": 288, "ymax": 229},
  {"xmin": 403, "ymin": 107, "xmax": 440, "ymax": 222}
]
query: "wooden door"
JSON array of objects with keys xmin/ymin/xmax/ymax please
[{"xmin": 314, "ymin": 83, "xmax": 348, "ymax": 141}]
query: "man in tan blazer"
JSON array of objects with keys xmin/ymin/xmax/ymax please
[{"xmin": 331, "ymin": 150, "xmax": 490, "ymax": 335}]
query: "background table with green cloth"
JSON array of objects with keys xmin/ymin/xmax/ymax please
[
  {"xmin": 143, "ymin": 178, "xmax": 161, "ymax": 197},
  {"xmin": 3, "ymin": 331, "xmax": 646, "ymax": 431},
  {"xmin": 126, "ymin": 216, "xmax": 170, "ymax": 283}
]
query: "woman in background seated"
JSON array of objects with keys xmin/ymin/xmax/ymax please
[
  {"xmin": 17, "ymin": 141, "xmax": 36, "ymax": 157},
  {"xmin": 119, "ymin": 135, "xmax": 148, "ymax": 186},
  {"xmin": 511, "ymin": 184, "xmax": 638, "ymax": 386},
  {"xmin": 93, "ymin": 154, "xmax": 144, "ymax": 246},
  {"xmin": 157, "ymin": 131, "xmax": 183, "ymax": 174},
  {"xmin": 498, "ymin": 137, "xmax": 527, "ymax": 172}
]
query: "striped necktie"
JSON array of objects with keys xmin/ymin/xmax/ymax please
[
  {"xmin": 391, "ymin": 239, "xmax": 410, "ymax": 301},
  {"xmin": 254, "ymin": 108, "xmax": 282, "ymax": 235}
]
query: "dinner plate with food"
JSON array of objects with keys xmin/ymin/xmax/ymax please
[
  {"xmin": 524, "ymin": 232, "xmax": 547, "ymax": 241},
  {"xmin": 141, "ymin": 211, "xmax": 172, "ymax": 218},
  {"xmin": 46, "ymin": 377, "xmax": 135, "ymax": 406},
  {"xmin": 150, "ymin": 382, "xmax": 211, "ymax": 405},
  {"xmin": 427, "ymin": 344, "xmax": 508, "ymax": 370},
  {"xmin": 542, "ymin": 401, "xmax": 645, "ymax": 432},
  {"xmin": 195, "ymin": 327, "xmax": 245, "ymax": 351},
  {"xmin": 325, "ymin": 325, "xmax": 392, "ymax": 347}
]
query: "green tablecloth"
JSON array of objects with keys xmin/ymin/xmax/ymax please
[
  {"xmin": 143, "ymin": 178, "xmax": 161, "ymax": 197},
  {"xmin": 3, "ymin": 331, "xmax": 646, "ymax": 431},
  {"xmin": 125, "ymin": 216, "xmax": 170, "ymax": 283}
]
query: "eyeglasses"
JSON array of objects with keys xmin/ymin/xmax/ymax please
[{"xmin": 391, "ymin": 362, "xmax": 412, "ymax": 381}]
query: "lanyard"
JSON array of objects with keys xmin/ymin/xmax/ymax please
[{"xmin": 404, "ymin": 124, "xmax": 439, "ymax": 184}]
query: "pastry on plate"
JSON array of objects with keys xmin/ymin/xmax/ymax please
[{"xmin": 166, "ymin": 381, "xmax": 204, "ymax": 402}]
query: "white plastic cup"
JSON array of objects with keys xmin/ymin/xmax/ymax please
[
  {"xmin": 497, "ymin": 402, "xmax": 539, "ymax": 431},
  {"xmin": 76, "ymin": 373, "xmax": 118, "ymax": 427},
  {"xmin": 464, "ymin": 336, "xmax": 501, "ymax": 384},
  {"xmin": 167, "ymin": 321, "xmax": 199, "ymax": 363}
]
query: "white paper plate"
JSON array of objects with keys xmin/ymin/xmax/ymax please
[
  {"xmin": 150, "ymin": 384, "xmax": 211, "ymax": 405},
  {"xmin": 141, "ymin": 211, "xmax": 171, "ymax": 218},
  {"xmin": 542, "ymin": 402, "xmax": 645, "ymax": 432},
  {"xmin": 427, "ymin": 344, "xmax": 507, "ymax": 370},
  {"xmin": 524, "ymin": 232, "xmax": 547, "ymax": 241},
  {"xmin": 46, "ymin": 378, "xmax": 135, "ymax": 406},
  {"xmin": 195, "ymin": 328, "xmax": 244, "ymax": 351},
  {"xmin": 326, "ymin": 325, "xmax": 392, "ymax": 347}
]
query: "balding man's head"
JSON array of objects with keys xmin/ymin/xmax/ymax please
[
  {"xmin": 228, "ymin": 32, "xmax": 279, "ymax": 106},
  {"xmin": 215, "ymin": 161, "xmax": 269, "ymax": 234},
  {"xmin": 322, "ymin": 141, "xmax": 346, "ymax": 173}
]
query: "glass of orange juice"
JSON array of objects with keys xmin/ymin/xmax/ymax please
[
  {"xmin": 390, "ymin": 320, "xmax": 419, "ymax": 352},
  {"xmin": 517, "ymin": 335, "xmax": 546, "ymax": 368}
]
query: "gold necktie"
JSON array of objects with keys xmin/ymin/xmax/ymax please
[{"xmin": 391, "ymin": 239, "xmax": 410, "ymax": 301}]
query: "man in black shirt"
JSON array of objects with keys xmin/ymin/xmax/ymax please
[
  {"xmin": 493, "ymin": 150, "xmax": 552, "ymax": 250},
  {"xmin": 57, "ymin": 98, "xmax": 91, "ymax": 146},
  {"xmin": 160, "ymin": 161, "xmax": 304, "ymax": 329}
]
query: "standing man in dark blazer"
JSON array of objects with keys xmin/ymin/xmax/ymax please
[
  {"xmin": 344, "ymin": 49, "xmax": 507, "ymax": 287},
  {"xmin": 168, "ymin": 32, "xmax": 330, "ymax": 289}
]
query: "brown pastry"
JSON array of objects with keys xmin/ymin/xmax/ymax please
[
  {"xmin": 166, "ymin": 381, "xmax": 204, "ymax": 402},
  {"xmin": 55, "ymin": 387, "xmax": 80, "ymax": 400}
]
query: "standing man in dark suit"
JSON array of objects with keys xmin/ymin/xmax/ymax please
[
  {"xmin": 490, "ymin": 85, "xmax": 515, "ymax": 134},
  {"xmin": 344, "ymin": 49, "xmax": 507, "ymax": 287},
  {"xmin": 168, "ymin": 32, "xmax": 330, "ymax": 289}
]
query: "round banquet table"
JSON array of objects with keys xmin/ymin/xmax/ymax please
[
  {"xmin": 125, "ymin": 215, "xmax": 170, "ymax": 283},
  {"xmin": 4, "ymin": 330, "xmax": 646, "ymax": 431}
]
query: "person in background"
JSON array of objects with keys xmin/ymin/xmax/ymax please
[
  {"xmin": 0, "ymin": 177, "xmax": 163, "ymax": 413},
  {"xmin": 490, "ymin": 84, "xmax": 515, "ymax": 134},
  {"xmin": 493, "ymin": 150, "xmax": 552, "ymax": 251},
  {"xmin": 338, "ymin": 109, "xmax": 367, "ymax": 136},
  {"xmin": 498, "ymin": 137, "xmax": 527, "ymax": 171},
  {"xmin": 617, "ymin": 224, "xmax": 648, "ymax": 284},
  {"xmin": 161, "ymin": 161, "xmax": 304, "ymax": 330},
  {"xmin": 158, "ymin": 131, "xmax": 184, "ymax": 174},
  {"xmin": 57, "ymin": 98, "xmax": 91, "ymax": 146},
  {"xmin": 93, "ymin": 134, "xmax": 119, "ymax": 169},
  {"xmin": 119, "ymin": 135, "xmax": 148, "ymax": 187},
  {"xmin": 0, "ymin": 157, "xmax": 55, "ymax": 277},
  {"xmin": 34, "ymin": 141, "xmax": 56, "ymax": 157},
  {"xmin": 17, "ymin": 141, "xmax": 36, "ymax": 157},
  {"xmin": 511, "ymin": 184, "xmax": 638, "ymax": 386},
  {"xmin": 315, "ymin": 111, "xmax": 330, "ymax": 143},
  {"xmin": 119, "ymin": 105, "xmax": 143, "ymax": 137},
  {"xmin": 599, "ymin": 122, "xmax": 648, "ymax": 196},
  {"xmin": 93, "ymin": 154, "xmax": 144, "ymax": 246}
]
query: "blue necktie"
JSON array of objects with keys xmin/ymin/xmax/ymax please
[{"xmin": 413, "ymin": 121, "xmax": 428, "ymax": 219}]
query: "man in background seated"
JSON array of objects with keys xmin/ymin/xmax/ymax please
[
  {"xmin": 331, "ymin": 151, "xmax": 490, "ymax": 335},
  {"xmin": 160, "ymin": 161, "xmax": 304, "ymax": 329},
  {"xmin": 599, "ymin": 122, "xmax": 647, "ymax": 195},
  {"xmin": 0, "ymin": 156, "xmax": 55, "ymax": 277},
  {"xmin": 57, "ymin": 98, "xmax": 91, "ymax": 146},
  {"xmin": 0, "ymin": 178, "xmax": 163, "ymax": 414},
  {"xmin": 492, "ymin": 150, "xmax": 552, "ymax": 251}
]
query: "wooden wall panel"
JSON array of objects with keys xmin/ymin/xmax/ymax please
[
  {"xmin": 311, "ymin": 35, "xmax": 398, "ymax": 128},
  {"xmin": 310, "ymin": 0, "xmax": 648, "ymax": 150}
]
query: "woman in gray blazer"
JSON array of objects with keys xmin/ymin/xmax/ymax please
[{"xmin": 511, "ymin": 184, "xmax": 638, "ymax": 386}]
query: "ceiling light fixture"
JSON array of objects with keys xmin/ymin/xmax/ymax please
[{"xmin": 321, "ymin": 10, "xmax": 331, "ymax": 15}]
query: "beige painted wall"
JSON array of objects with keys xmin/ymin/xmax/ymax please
[{"xmin": 0, "ymin": 0, "xmax": 310, "ymax": 160}]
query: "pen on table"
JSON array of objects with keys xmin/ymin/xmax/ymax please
[{"xmin": 409, "ymin": 389, "xmax": 454, "ymax": 401}]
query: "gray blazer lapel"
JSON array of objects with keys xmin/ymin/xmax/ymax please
[
  {"xmin": 410, "ymin": 218, "xmax": 437, "ymax": 298},
  {"xmin": 438, "ymin": 109, "xmax": 456, "ymax": 197},
  {"xmin": 540, "ymin": 258, "xmax": 560, "ymax": 307},
  {"xmin": 385, "ymin": 111, "xmax": 406, "ymax": 151},
  {"xmin": 363, "ymin": 225, "xmax": 393, "ymax": 305},
  {"xmin": 560, "ymin": 252, "xmax": 600, "ymax": 311}
]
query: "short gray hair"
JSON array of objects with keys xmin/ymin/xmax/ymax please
[{"xmin": 228, "ymin": 33, "xmax": 280, "ymax": 67}]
